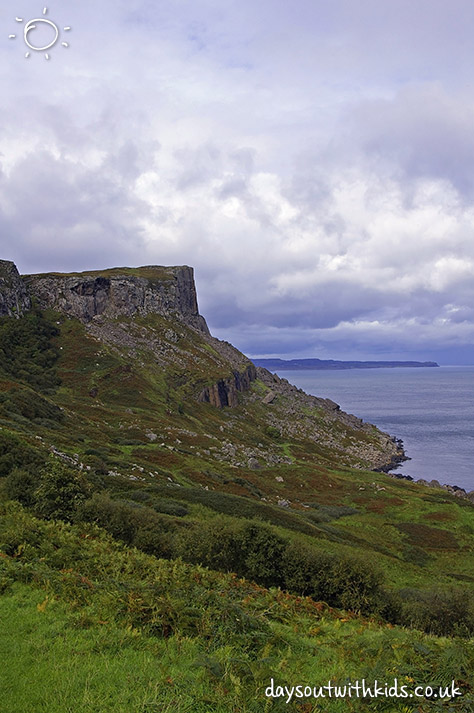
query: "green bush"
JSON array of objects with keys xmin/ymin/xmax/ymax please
[
  {"xmin": 328, "ymin": 553, "xmax": 384, "ymax": 613},
  {"xmin": 33, "ymin": 458, "xmax": 89, "ymax": 522},
  {"xmin": 282, "ymin": 540, "xmax": 384, "ymax": 614},
  {"xmin": 0, "ymin": 430, "xmax": 45, "ymax": 478},
  {"xmin": 5, "ymin": 468, "xmax": 37, "ymax": 508},
  {"xmin": 304, "ymin": 503, "xmax": 359, "ymax": 523},
  {"xmin": 128, "ymin": 491, "xmax": 189, "ymax": 517},
  {"xmin": 265, "ymin": 425, "xmax": 281, "ymax": 439},
  {"xmin": 0, "ymin": 311, "xmax": 60, "ymax": 392},
  {"xmin": 175, "ymin": 517, "xmax": 242, "ymax": 572},
  {"xmin": 399, "ymin": 587, "xmax": 474, "ymax": 637},
  {"xmin": 0, "ymin": 388, "xmax": 64, "ymax": 423},
  {"xmin": 77, "ymin": 493, "xmax": 174, "ymax": 558},
  {"xmin": 78, "ymin": 494, "xmax": 138, "ymax": 544},
  {"xmin": 235, "ymin": 522, "xmax": 286, "ymax": 587},
  {"xmin": 281, "ymin": 540, "xmax": 333, "ymax": 595},
  {"xmin": 177, "ymin": 519, "xmax": 286, "ymax": 588}
]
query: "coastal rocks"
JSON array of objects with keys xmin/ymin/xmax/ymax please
[
  {"xmin": 0, "ymin": 260, "xmax": 31, "ymax": 318},
  {"xmin": 23, "ymin": 265, "xmax": 210, "ymax": 334},
  {"xmin": 389, "ymin": 472, "xmax": 474, "ymax": 502},
  {"xmin": 254, "ymin": 367, "xmax": 406, "ymax": 472}
]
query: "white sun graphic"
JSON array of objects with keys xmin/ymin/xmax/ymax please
[{"xmin": 8, "ymin": 7, "xmax": 71, "ymax": 60}]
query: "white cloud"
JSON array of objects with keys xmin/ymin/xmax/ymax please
[{"xmin": 1, "ymin": 0, "xmax": 474, "ymax": 361}]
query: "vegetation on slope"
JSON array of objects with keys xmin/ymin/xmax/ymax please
[
  {"xmin": 1, "ymin": 502, "xmax": 473, "ymax": 712},
  {"xmin": 0, "ymin": 306, "xmax": 473, "ymax": 711}
]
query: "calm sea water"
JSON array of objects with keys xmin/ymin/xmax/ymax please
[{"xmin": 276, "ymin": 366, "xmax": 474, "ymax": 492}]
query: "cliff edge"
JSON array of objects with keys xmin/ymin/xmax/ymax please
[
  {"xmin": 0, "ymin": 260, "xmax": 31, "ymax": 318},
  {"xmin": 23, "ymin": 265, "xmax": 210, "ymax": 335}
]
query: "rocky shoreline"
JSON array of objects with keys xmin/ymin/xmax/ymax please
[
  {"xmin": 387, "ymin": 468, "xmax": 474, "ymax": 503},
  {"xmin": 373, "ymin": 432, "xmax": 474, "ymax": 503}
]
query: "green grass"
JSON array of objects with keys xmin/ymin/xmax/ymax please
[
  {"xmin": 1, "ymin": 504, "xmax": 473, "ymax": 712},
  {"xmin": 0, "ymin": 584, "xmax": 190, "ymax": 713}
]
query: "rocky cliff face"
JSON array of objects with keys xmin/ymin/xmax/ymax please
[
  {"xmin": 0, "ymin": 260, "xmax": 31, "ymax": 318},
  {"xmin": 198, "ymin": 364, "xmax": 257, "ymax": 407},
  {"xmin": 23, "ymin": 266, "xmax": 209, "ymax": 334}
]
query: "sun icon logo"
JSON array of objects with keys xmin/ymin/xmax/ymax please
[{"xmin": 8, "ymin": 7, "xmax": 71, "ymax": 60}]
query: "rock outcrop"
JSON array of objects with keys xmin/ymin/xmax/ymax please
[
  {"xmin": 254, "ymin": 367, "xmax": 406, "ymax": 471},
  {"xmin": 0, "ymin": 260, "xmax": 31, "ymax": 318},
  {"xmin": 198, "ymin": 364, "xmax": 257, "ymax": 407},
  {"xmin": 23, "ymin": 266, "xmax": 209, "ymax": 334}
]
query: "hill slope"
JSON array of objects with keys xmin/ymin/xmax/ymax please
[
  {"xmin": 0, "ymin": 260, "xmax": 473, "ymax": 711},
  {"xmin": 0, "ymin": 261, "xmax": 472, "ymax": 590}
]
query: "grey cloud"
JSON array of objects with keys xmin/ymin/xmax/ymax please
[{"xmin": 1, "ymin": 1, "xmax": 474, "ymax": 362}]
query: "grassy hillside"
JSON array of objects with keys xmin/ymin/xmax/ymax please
[
  {"xmin": 0, "ymin": 301, "xmax": 473, "ymax": 711},
  {"xmin": 0, "ymin": 503, "xmax": 473, "ymax": 713},
  {"xmin": 0, "ymin": 309, "xmax": 472, "ymax": 594}
]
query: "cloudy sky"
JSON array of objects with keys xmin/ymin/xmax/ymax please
[{"xmin": 1, "ymin": 0, "xmax": 474, "ymax": 363}]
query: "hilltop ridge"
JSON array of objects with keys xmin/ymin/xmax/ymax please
[{"xmin": 23, "ymin": 264, "xmax": 210, "ymax": 335}]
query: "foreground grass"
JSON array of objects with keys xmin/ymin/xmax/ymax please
[{"xmin": 1, "ymin": 502, "xmax": 473, "ymax": 712}]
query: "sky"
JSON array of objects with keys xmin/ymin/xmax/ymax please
[{"xmin": 1, "ymin": 1, "xmax": 474, "ymax": 363}]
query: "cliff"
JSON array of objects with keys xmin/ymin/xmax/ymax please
[
  {"xmin": 198, "ymin": 363, "xmax": 257, "ymax": 407},
  {"xmin": 0, "ymin": 259, "xmax": 404, "ymax": 471},
  {"xmin": 0, "ymin": 260, "xmax": 31, "ymax": 318},
  {"xmin": 23, "ymin": 265, "xmax": 210, "ymax": 335}
]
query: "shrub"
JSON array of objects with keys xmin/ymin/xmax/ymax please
[
  {"xmin": 235, "ymin": 522, "xmax": 286, "ymax": 587},
  {"xmin": 328, "ymin": 553, "xmax": 384, "ymax": 613},
  {"xmin": 265, "ymin": 425, "xmax": 281, "ymax": 439},
  {"xmin": 5, "ymin": 468, "xmax": 37, "ymax": 508},
  {"xmin": 0, "ymin": 388, "xmax": 64, "ymax": 423},
  {"xmin": 0, "ymin": 311, "xmax": 60, "ymax": 392},
  {"xmin": 399, "ymin": 587, "xmax": 474, "ymax": 637},
  {"xmin": 78, "ymin": 494, "xmax": 138, "ymax": 544},
  {"xmin": 151, "ymin": 498, "xmax": 189, "ymax": 517},
  {"xmin": 177, "ymin": 519, "xmax": 286, "ymax": 588},
  {"xmin": 77, "ymin": 493, "xmax": 174, "ymax": 558},
  {"xmin": 33, "ymin": 457, "xmax": 89, "ymax": 522},
  {"xmin": 282, "ymin": 541, "xmax": 384, "ymax": 614},
  {"xmin": 304, "ymin": 503, "xmax": 359, "ymax": 523},
  {"xmin": 281, "ymin": 540, "xmax": 334, "ymax": 596},
  {"xmin": 0, "ymin": 431, "xmax": 45, "ymax": 478},
  {"xmin": 128, "ymin": 491, "xmax": 189, "ymax": 517},
  {"xmin": 175, "ymin": 517, "xmax": 242, "ymax": 572}
]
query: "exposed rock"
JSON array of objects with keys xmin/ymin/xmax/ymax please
[
  {"xmin": 198, "ymin": 364, "xmax": 257, "ymax": 408},
  {"xmin": 262, "ymin": 390, "xmax": 276, "ymax": 404},
  {"xmin": 0, "ymin": 260, "xmax": 31, "ymax": 318},
  {"xmin": 255, "ymin": 366, "xmax": 406, "ymax": 472},
  {"xmin": 23, "ymin": 265, "xmax": 209, "ymax": 334}
]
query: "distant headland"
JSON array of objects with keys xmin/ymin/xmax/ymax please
[{"xmin": 252, "ymin": 358, "xmax": 439, "ymax": 371}]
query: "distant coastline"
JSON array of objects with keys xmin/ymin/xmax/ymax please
[{"xmin": 253, "ymin": 358, "xmax": 439, "ymax": 371}]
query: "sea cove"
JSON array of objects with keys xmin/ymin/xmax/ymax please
[{"xmin": 274, "ymin": 366, "xmax": 474, "ymax": 492}]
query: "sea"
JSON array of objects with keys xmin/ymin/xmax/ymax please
[{"xmin": 275, "ymin": 366, "xmax": 474, "ymax": 492}]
